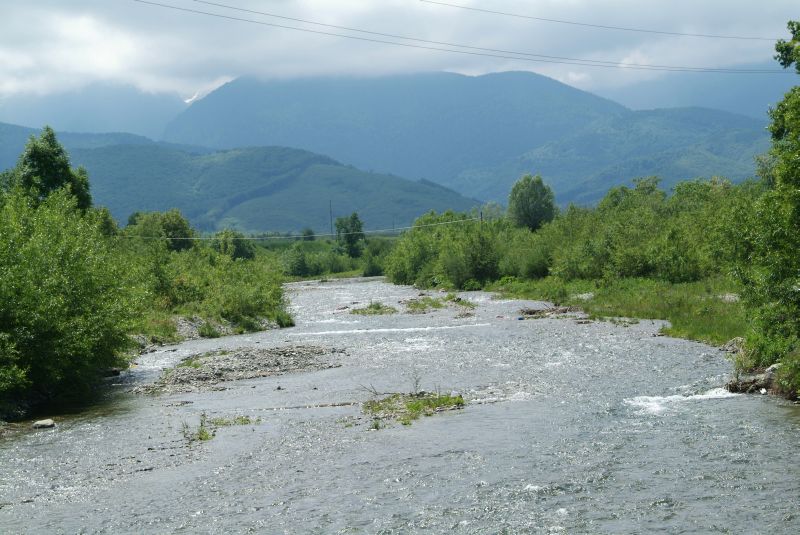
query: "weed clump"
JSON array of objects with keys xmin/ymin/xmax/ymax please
[
  {"xmin": 363, "ymin": 392, "xmax": 465, "ymax": 427},
  {"xmin": 183, "ymin": 412, "xmax": 260, "ymax": 442},
  {"xmin": 351, "ymin": 301, "xmax": 397, "ymax": 315}
]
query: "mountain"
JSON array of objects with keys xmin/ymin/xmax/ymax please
[
  {"xmin": 458, "ymin": 107, "xmax": 769, "ymax": 202},
  {"xmin": 0, "ymin": 83, "xmax": 187, "ymax": 139},
  {"xmin": 595, "ymin": 62, "xmax": 797, "ymax": 120},
  {"xmin": 0, "ymin": 122, "xmax": 477, "ymax": 232},
  {"xmin": 163, "ymin": 71, "xmax": 772, "ymax": 203}
]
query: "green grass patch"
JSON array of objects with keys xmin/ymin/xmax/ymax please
[
  {"xmin": 445, "ymin": 292, "xmax": 477, "ymax": 309},
  {"xmin": 177, "ymin": 356, "xmax": 203, "ymax": 369},
  {"xmin": 198, "ymin": 321, "xmax": 222, "ymax": 338},
  {"xmin": 183, "ymin": 413, "xmax": 260, "ymax": 442},
  {"xmin": 182, "ymin": 412, "xmax": 214, "ymax": 442},
  {"xmin": 492, "ymin": 275, "xmax": 746, "ymax": 346},
  {"xmin": 363, "ymin": 392, "xmax": 465, "ymax": 427},
  {"xmin": 351, "ymin": 301, "xmax": 398, "ymax": 315},
  {"xmin": 406, "ymin": 296, "xmax": 446, "ymax": 314}
]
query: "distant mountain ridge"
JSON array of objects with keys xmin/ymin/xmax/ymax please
[
  {"xmin": 0, "ymin": 83, "xmax": 187, "ymax": 139},
  {"xmin": 163, "ymin": 71, "xmax": 771, "ymax": 203},
  {"xmin": 596, "ymin": 61, "xmax": 797, "ymax": 120},
  {"xmin": 0, "ymin": 122, "xmax": 477, "ymax": 232}
]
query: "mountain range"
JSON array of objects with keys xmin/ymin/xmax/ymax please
[{"xmin": 163, "ymin": 72, "xmax": 772, "ymax": 203}]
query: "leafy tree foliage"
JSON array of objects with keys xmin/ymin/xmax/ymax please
[
  {"xmin": 385, "ymin": 178, "xmax": 753, "ymax": 290},
  {"xmin": 0, "ymin": 189, "xmax": 141, "ymax": 402},
  {"xmin": 301, "ymin": 227, "xmax": 315, "ymax": 241},
  {"xmin": 213, "ymin": 229, "xmax": 256, "ymax": 260},
  {"xmin": 736, "ymin": 21, "xmax": 800, "ymax": 395},
  {"xmin": 774, "ymin": 21, "xmax": 800, "ymax": 73},
  {"xmin": 335, "ymin": 212, "xmax": 365, "ymax": 257},
  {"xmin": 6, "ymin": 126, "xmax": 92, "ymax": 209},
  {"xmin": 125, "ymin": 208, "xmax": 195, "ymax": 252},
  {"xmin": 507, "ymin": 174, "xmax": 556, "ymax": 231}
]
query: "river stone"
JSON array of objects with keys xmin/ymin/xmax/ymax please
[
  {"xmin": 721, "ymin": 337, "xmax": 745, "ymax": 353},
  {"xmin": 32, "ymin": 419, "xmax": 55, "ymax": 429},
  {"xmin": 764, "ymin": 363, "xmax": 782, "ymax": 383}
]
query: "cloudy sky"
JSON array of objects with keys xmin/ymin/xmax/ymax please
[{"xmin": 0, "ymin": 0, "xmax": 795, "ymax": 100}]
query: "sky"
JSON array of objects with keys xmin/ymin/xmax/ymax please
[{"xmin": 0, "ymin": 0, "xmax": 796, "ymax": 100}]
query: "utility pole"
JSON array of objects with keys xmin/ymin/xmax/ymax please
[{"xmin": 329, "ymin": 200, "xmax": 333, "ymax": 237}]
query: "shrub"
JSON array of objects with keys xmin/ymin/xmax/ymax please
[{"xmin": 0, "ymin": 189, "xmax": 142, "ymax": 401}]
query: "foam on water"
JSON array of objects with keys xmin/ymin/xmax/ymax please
[
  {"xmin": 289, "ymin": 323, "xmax": 491, "ymax": 336},
  {"xmin": 625, "ymin": 388, "xmax": 740, "ymax": 415}
]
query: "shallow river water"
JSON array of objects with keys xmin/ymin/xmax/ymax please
[{"xmin": 1, "ymin": 278, "xmax": 799, "ymax": 534}]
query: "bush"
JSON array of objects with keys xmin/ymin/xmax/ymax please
[
  {"xmin": 213, "ymin": 229, "xmax": 256, "ymax": 260},
  {"xmin": 0, "ymin": 189, "xmax": 143, "ymax": 401}
]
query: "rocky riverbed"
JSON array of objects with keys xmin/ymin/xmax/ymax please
[
  {"xmin": 1, "ymin": 278, "xmax": 798, "ymax": 534},
  {"xmin": 132, "ymin": 345, "xmax": 342, "ymax": 394}
]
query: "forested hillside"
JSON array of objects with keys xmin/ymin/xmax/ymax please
[{"xmin": 0, "ymin": 122, "xmax": 476, "ymax": 232}]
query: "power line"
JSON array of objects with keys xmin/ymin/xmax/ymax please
[
  {"xmin": 118, "ymin": 216, "xmax": 482, "ymax": 241},
  {"xmin": 419, "ymin": 0, "xmax": 780, "ymax": 42},
  {"xmin": 187, "ymin": 0, "xmax": 783, "ymax": 72},
  {"xmin": 132, "ymin": 0, "xmax": 790, "ymax": 74}
]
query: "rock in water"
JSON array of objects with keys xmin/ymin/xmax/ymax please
[{"xmin": 32, "ymin": 419, "xmax": 55, "ymax": 429}]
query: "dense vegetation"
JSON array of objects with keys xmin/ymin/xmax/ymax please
[
  {"xmin": 0, "ymin": 130, "xmax": 291, "ymax": 417},
  {"xmin": 736, "ymin": 21, "xmax": 800, "ymax": 396},
  {"xmin": 385, "ymin": 176, "xmax": 755, "ymax": 290},
  {"xmin": 162, "ymin": 72, "xmax": 769, "ymax": 204}
]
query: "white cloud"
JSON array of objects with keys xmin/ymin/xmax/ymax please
[{"xmin": 0, "ymin": 0, "xmax": 794, "ymax": 98}]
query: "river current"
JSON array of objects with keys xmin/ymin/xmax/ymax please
[{"xmin": 1, "ymin": 278, "xmax": 798, "ymax": 533}]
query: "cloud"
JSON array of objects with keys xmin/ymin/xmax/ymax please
[{"xmin": 0, "ymin": 0, "xmax": 794, "ymax": 98}]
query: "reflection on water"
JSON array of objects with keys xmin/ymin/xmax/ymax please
[{"xmin": 1, "ymin": 278, "xmax": 798, "ymax": 533}]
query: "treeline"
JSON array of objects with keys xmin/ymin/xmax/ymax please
[
  {"xmin": 0, "ymin": 129, "xmax": 291, "ymax": 416},
  {"xmin": 385, "ymin": 176, "xmax": 756, "ymax": 290}
]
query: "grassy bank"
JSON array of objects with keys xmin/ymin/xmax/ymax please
[{"xmin": 490, "ymin": 276, "xmax": 747, "ymax": 346}]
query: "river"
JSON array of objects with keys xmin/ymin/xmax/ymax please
[{"xmin": 1, "ymin": 278, "xmax": 798, "ymax": 533}]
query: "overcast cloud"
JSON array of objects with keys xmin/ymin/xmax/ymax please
[{"xmin": 0, "ymin": 0, "xmax": 795, "ymax": 99}]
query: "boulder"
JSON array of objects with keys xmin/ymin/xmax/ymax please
[
  {"xmin": 32, "ymin": 419, "xmax": 55, "ymax": 429},
  {"xmin": 721, "ymin": 337, "xmax": 745, "ymax": 354},
  {"xmin": 726, "ymin": 363, "xmax": 782, "ymax": 394}
]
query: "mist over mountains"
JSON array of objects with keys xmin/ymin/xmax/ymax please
[{"xmin": 0, "ymin": 83, "xmax": 187, "ymax": 140}]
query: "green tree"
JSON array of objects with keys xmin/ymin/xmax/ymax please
[
  {"xmin": 8, "ymin": 126, "xmax": 92, "ymax": 210},
  {"xmin": 213, "ymin": 229, "xmax": 256, "ymax": 260},
  {"xmin": 738, "ymin": 21, "xmax": 800, "ymax": 396},
  {"xmin": 0, "ymin": 189, "xmax": 141, "ymax": 403},
  {"xmin": 126, "ymin": 209, "xmax": 195, "ymax": 252},
  {"xmin": 301, "ymin": 227, "xmax": 315, "ymax": 241},
  {"xmin": 507, "ymin": 174, "xmax": 556, "ymax": 231},
  {"xmin": 775, "ymin": 21, "xmax": 800, "ymax": 73},
  {"xmin": 335, "ymin": 212, "xmax": 365, "ymax": 257}
]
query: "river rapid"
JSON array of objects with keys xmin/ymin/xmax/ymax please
[{"xmin": 1, "ymin": 278, "xmax": 798, "ymax": 534}]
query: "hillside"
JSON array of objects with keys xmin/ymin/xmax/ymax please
[
  {"xmin": 0, "ymin": 122, "xmax": 476, "ymax": 232},
  {"xmin": 163, "ymin": 71, "xmax": 770, "ymax": 203}
]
